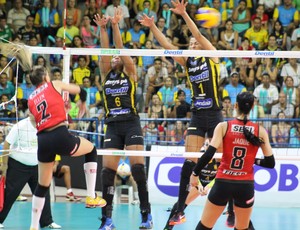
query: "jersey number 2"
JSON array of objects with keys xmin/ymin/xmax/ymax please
[
  {"xmin": 37, "ymin": 100, "xmax": 50, "ymax": 121},
  {"xmin": 230, "ymin": 147, "xmax": 246, "ymax": 170}
]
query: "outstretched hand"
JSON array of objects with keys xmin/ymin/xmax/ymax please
[
  {"xmin": 111, "ymin": 7, "xmax": 123, "ymax": 25},
  {"xmin": 138, "ymin": 14, "xmax": 155, "ymax": 28},
  {"xmin": 170, "ymin": 0, "xmax": 188, "ymax": 15},
  {"xmin": 93, "ymin": 14, "xmax": 110, "ymax": 27}
]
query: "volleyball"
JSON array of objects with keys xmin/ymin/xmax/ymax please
[
  {"xmin": 117, "ymin": 163, "xmax": 131, "ymax": 178},
  {"xmin": 195, "ymin": 7, "xmax": 221, "ymax": 28}
]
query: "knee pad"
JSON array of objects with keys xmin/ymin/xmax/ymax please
[
  {"xmin": 196, "ymin": 221, "xmax": 212, "ymax": 230},
  {"xmin": 131, "ymin": 164, "xmax": 146, "ymax": 183},
  {"xmin": 34, "ymin": 184, "xmax": 50, "ymax": 198},
  {"xmin": 101, "ymin": 167, "xmax": 116, "ymax": 186},
  {"xmin": 181, "ymin": 160, "xmax": 196, "ymax": 179},
  {"xmin": 85, "ymin": 146, "xmax": 97, "ymax": 163}
]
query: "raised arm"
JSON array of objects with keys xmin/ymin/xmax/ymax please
[
  {"xmin": 94, "ymin": 13, "xmax": 111, "ymax": 78},
  {"xmin": 139, "ymin": 14, "xmax": 186, "ymax": 66},
  {"xmin": 171, "ymin": 0, "xmax": 216, "ymax": 51},
  {"xmin": 111, "ymin": 7, "xmax": 136, "ymax": 77}
]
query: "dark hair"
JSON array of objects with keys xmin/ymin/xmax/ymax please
[
  {"xmin": 30, "ymin": 66, "xmax": 48, "ymax": 86},
  {"xmin": 237, "ymin": 92, "xmax": 264, "ymax": 146}
]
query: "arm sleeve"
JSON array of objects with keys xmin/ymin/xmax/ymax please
[{"xmin": 192, "ymin": 146, "xmax": 217, "ymax": 176}]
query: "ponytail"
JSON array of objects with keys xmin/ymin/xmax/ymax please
[{"xmin": 242, "ymin": 116, "xmax": 264, "ymax": 146}]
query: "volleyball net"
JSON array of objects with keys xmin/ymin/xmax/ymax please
[{"xmin": 0, "ymin": 45, "xmax": 300, "ymax": 159}]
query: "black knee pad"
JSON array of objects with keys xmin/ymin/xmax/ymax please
[
  {"xmin": 181, "ymin": 160, "xmax": 196, "ymax": 179},
  {"xmin": 196, "ymin": 221, "xmax": 212, "ymax": 230},
  {"xmin": 85, "ymin": 146, "xmax": 97, "ymax": 163},
  {"xmin": 101, "ymin": 167, "xmax": 116, "ymax": 186},
  {"xmin": 131, "ymin": 164, "xmax": 146, "ymax": 183},
  {"xmin": 34, "ymin": 184, "xmax": 50, "ymax": 198}
]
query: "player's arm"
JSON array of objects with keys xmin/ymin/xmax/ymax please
[
  {"xmin": 52, "ymin": 81, "xmax": 86, "ymax": 102},
  {"xmin": 111, "ymin": 7, "xmax": 136, "ymax": 79},
  {"xmin": 94, "ymin": 13, "xmax": 111, "ymax": 79},
  {"xmin": 255, "ymin": 126, "xmax": 275, "ymax": 168},
  {"xmin": 139, "ymin": 14, "xmax": 186, "ymax": 66}
]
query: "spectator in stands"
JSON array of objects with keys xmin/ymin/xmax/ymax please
[
  {"xmin": 0, "ymin": 94, "xmax": 16, "ymax": 118},
  {"xmin": 218, "ymin": 19, "xmax": 239, "ymax": 50},
  {"xmin": 291, "ymin": 36, "xmax": 300, "ymax": 51},
  {"xmin": 170, "ymin": 120, "xmax": 187, "ymax": 146},
  {"xmin": 53, "ymin": 155, "xmax": 81, "ymax": 202},
  {"xmin": 253, "ymin": 73, "xmax": 279, "ymax": 114},
  {"xmin": 273, "ymin": 0, "xmax": 299, "ymax": 36},
  {"xmin": 0, "ymin": 73, "xmax": 15, "ymax": 100},
  {"xmin": 139, "ymin": 40, "xmax": 155, "ymax": 74},
  {"xmin": 291, "ymin": 25, "xmax": 300, "ymax": 47},
  {"xmin": 280, "ymin": 58, "xmax": 300, "ymax": 87},
  {"xmin": 143, "ymin": 112, "xmax": 160, "ymax": 150},
  {"xmin": 67, "ymin": 0, "xmax": 82, "ymax": 27},
  {"xmin": 122, "ymin": 19, "xmax": 146, "ymax": 49},
  {"xmin": 72, "ymin": 55, "xmax": 91, "ymax": 86},
  {"xmin": 28, "ymin": 35, "xmax": 40, "ymax": 63},
  {"xmin": 49, "ymin": 37, "xmax": 64, "ymax": 69},
  {"xmin": 80, "ymin": 15, "xmax": 98, "ymax": 48},
  {"xmin": 0, "ymin": 15, "xmax": 13, "ymax": 42},
  {"xmin": 56, "ymin": 16, "xmax": 80, "ymax": 46},
  {"xmin": 147, "ymin": 17, "xmax": 172, "ymax": 49},
  {"xmin": 133, "ymin": 0, "xmax": 159, "ymax": 16},
  {"xmin": 17, "ymin": 15, "xmax": 41, "ymax": 45},
  {"xmin": 172, "ymin": 21, "xmax": 191, "ymax": 50},
  {"xmin": 256, "ymin": 57, "xmax": 278, "ymax": 86},
  {"xmin": 34, "ymin": 0, "xmax": 60, "ymax": 46},
  {"xmin": 271, "ymin": 111, "xmax": 291, "ymax": 147},
  {"xmin": 289, "ymin": 121, "xmax": 300, "ymax": 147},
  {"xmin": 7, "ymin": 0, "xmax": 30, "ymax": 33},
  {"xmin": 271, "ymin": 92, "xmax": 295, "ymax": 118},
  {"xmin": 84, "ymin": 0, "xmax": 102, "ymax": 28},
  {"xmin": 157, "ymin": 76, "xmax": 178, "ymax": 108},
  {"xmin": 17, "ymin": 72, "xmax": 35, "ymax": 100},
  {"xmin": 167, "ymin": 89, "xmax": 191, "ymax": 120},
  {"xmin": 222, "ymin": 70, "xmax": 247, "ymax": 105},
  {"xmin": 244, "ymin": 17, "xmax": 268, "ymax": 50},
  {"xmin": 144, "ymin": 57, "xmax": 168, "ymax": 109},
  {"xmin": 249, "ymin": 96, "xmax": 265, "ymax": 125},
  {"xmin": 258, "ymin": 0, "xmax": 280, "ymax": 20},
  {"xmin": 221, "ymin": 96, "xmax": 234, "ymax": 118},
  {"xmin": 158, "ymin": 3, "xmax": 179, "ymax": 31},
  {"xmin": 17, "ymin": 98, "xmax": 29, "ymax": 118},
  {"xmin": 232, "ymin": 0, "xmax": 251, "ymax": 38},
  {"xmin": 71, "ymin": 35, "xmax": 90, "ymax": 69},
  {"xmin": 75, "ymin": 76, "xmax": 101, "ymax": 117},
  {"xmin": 135, "ymin": 0, "xmax": 158, "ymax": 23},
  {"xmin": 281, "ymin": 76, "xmax": 300, "ymax": 107},
  {"xmin": 105, "ymin": 0, "xmax": 131, "ymax": 44},
  {"xmin": 271, "ymin": 20, "xmax": 287, "ymax": 51},
  {"xmin": 34, "ymin": 55, "xmax": 47, "ymax": 68},
  {"xmin": 147, "ymin": 94, "xmax": 167, "ymax": 140},
  {"xmin": 0, "ymin": 56, "xmax": 13, "ymax": 82},
  {"xmin": 251, "ymin": 4, "xmax": 269, "ymax": 30},
  {"xmin": 51, "ymin": 67, "xmax": 63, "ymax": 81}
]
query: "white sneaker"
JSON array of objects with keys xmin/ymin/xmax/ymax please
[
  {"xmin": 46, "ymin": 222, "xmax": 61, "ymax": 229},
  {"xmin": 16, "ymin": 195, "xmax": 27, "ymax": 201},
  {"xmin": 0, "ymin": 223, "xmax": 4, "ymax": 228}
]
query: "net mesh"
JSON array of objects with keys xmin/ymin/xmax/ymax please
[{"xmin": 0, "ymin": 45, "xmax": 299, "ymax": 159}]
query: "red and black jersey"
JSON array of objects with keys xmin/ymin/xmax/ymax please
[
  {"xmin": 28, "ymin": 82, "xmax": 67, "ymax": 132},
  {"xmin": 216, "ymin": 119, "xmax": 259, "ymax": 181}
]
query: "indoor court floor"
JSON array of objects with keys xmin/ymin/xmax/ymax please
[{"xmin": 3, "ymin": 201, "xmax": 300, "ymax": 230}]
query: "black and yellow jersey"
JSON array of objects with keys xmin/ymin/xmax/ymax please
[
  {"xmin": 186, "ymin": 57, "xmax": 222, "ymax": 111},
  {"xmin": 199, "ymin": 158, "xmax": 219, "ymax": 186},
  {"xmin": 102, "ymin": 70, "xmax": 138, "ymax": 123}
]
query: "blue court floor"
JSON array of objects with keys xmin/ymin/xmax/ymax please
[{"xmin": 2, "ymin": 202, "xmax": 300, "ymax": 230}]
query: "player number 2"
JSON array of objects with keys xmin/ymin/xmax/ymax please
[
  {"xmin": 230, "ymin": 147, "xmax": 246, "ymax": 170},
  {"xmin": 37, "ymin": 100, "xmax": 50, "ymax": 121}
]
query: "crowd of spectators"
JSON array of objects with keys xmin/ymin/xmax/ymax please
[{"xmin": 0, "ymin": 0, "xmax": 299, "ymax": 147}]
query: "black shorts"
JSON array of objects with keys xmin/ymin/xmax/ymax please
[
  {"xmin": 104, "ymin": 117, "xmax": 144, "ymax": 149},
  {"xmin": 187, "ymin": 110, "xmax": 223, "ymax": 138},
  {"xmin": 37, "ymin": 126, "xmax": 80, "ymax": 163},
  {"xmin": 53, "ymin": 164, "xmax": 64, "ymax": 178},
  {"xmin": 208, "ymin": 179, "xmax": 255, "ymax": 208}
]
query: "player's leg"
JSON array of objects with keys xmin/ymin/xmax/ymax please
[
  {"xmin": 226, "ymin": 198, "xmax": 235, "ymax": 227},
  {"xmin": 30, "ymin": 161, "xmax": 54, "ymax": 230},
  {"xmin": 169, "ymin": 134, "xmax": 204, "ymax": 225},
  {"xmin": 99, "ymin": 154, "xmax": 120, "ymax": 230}
]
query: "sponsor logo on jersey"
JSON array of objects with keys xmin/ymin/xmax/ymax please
[
  {"xmin": 194, "ymin": 98, "xmax": 213, "ymax": 108},
  {"xmin": 231, "ymin": 124, "xmax": 254, "ymax": 134}
]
